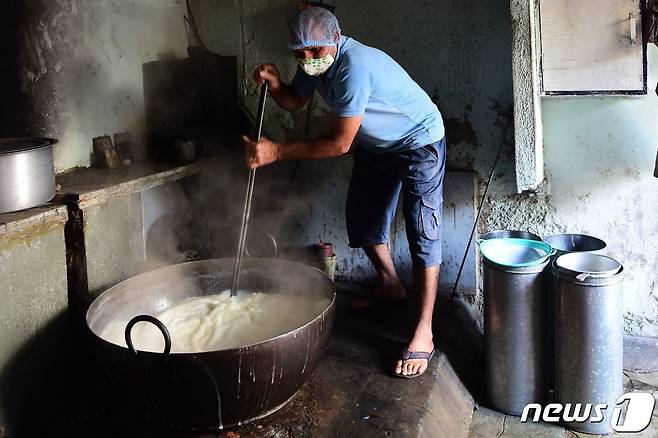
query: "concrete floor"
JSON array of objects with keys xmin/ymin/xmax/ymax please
[
  {"xmin": 468, "ymin": 369, "xmax": 658, "ymax": 438},
  {"xmin": 211, "ymin": 288, "xmax": 475, "ymax": 438},
  {"xmin": 20, "ymin": 286, "xmax": 658, "ymax": 437},
  {"xmin": 466, "ymin": 333, "xmax": 658, "ymax": 438}
]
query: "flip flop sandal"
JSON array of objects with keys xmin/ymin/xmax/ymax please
[{"xmin": 393, "ymin": 348, "xmax": 435, "ymax": 379}]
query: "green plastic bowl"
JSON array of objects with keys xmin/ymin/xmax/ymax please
[{"xmin": 477, "ymin": 238, "xmax": 555, "ymax": 268}]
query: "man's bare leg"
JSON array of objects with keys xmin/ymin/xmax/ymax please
[
  {"xmin": 361, "ymin": 243, "xmax": 406, "ymax": 300},
  {"xmin": 395, "ymin": 265, "xmax": 439, "ymax": 376}
]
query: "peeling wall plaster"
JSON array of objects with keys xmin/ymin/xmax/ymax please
[{"xmin": 0, "ymin": 0, "xmax": 188, "ymax": 172}]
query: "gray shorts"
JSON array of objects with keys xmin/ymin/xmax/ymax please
[{"xmin": 345, "ymin": 137, "xmax": 446, "ymax": 267}]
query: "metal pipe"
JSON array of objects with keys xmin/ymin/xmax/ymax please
[{"xmin": 231, "ymin": 83, "xmax": 268, "ymax": 296}]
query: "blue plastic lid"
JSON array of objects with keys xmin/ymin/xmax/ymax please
[{"xmin": 477, "ymin": 238, "xmax": 555, "ymax": 268}]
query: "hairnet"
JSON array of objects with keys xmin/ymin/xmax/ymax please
[{"xmin": 288, "ymin": 7, "xmax": 341, "ymax": 50}]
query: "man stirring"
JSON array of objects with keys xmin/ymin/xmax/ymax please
[{"xmin": 244, "ymin": 6, "xmax": 445, "ymax": 378}]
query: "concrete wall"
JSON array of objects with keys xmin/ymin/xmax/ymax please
[
  {"xmin": 510, "ymin": 0, "xmax": 544, "ymax": 191},
  {"xmin": 191, "ymin": 0, "xmax": 658, "ymax": 336},
  {"xmin": 84, "ymin": 193, "xmax": 146, "ymax": 299},
  {"xmin": 0, "ymin": 0, "xmax": 188, "ymax": 172},
  {"xmin": 541, "ymin": 45, "xmax": 658, "ymax": 336},
  {"xmin": 484, "ymin": 45, "xmax": 658, "ymax": 336},
  {"xmin": 189, "ymin": 0, "xmax": 507, "ymax": 288},
  {"xmin": 0, "ymin": 220, "xmax": 69, "ymax": 433}
]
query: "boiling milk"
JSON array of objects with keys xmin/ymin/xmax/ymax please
[{"xmin": 101, "ymin": 290, "xmax": 330, "ymax": 353}]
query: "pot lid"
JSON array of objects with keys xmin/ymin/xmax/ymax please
[
  {"xmin": 555, "ymin": 252, "xmax": 621, "ymax": 279},
  {"xmin": 0, "ymin": 138, "xmax": 57, "ymax": 155}
]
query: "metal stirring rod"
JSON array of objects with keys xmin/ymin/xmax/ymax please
[{"xmin": 230, "ymin": 82, "xmax": 268, "ymax": 297}]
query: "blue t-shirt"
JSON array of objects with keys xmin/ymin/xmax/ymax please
[{"xmin": 290, "ymin": 36, "xmax": 444, "ymax": 153}]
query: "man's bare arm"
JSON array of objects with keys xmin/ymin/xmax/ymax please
[
  {"xmin": 244, "ymin": 115, "xmax": 363, "ymax": 168},
  {"xmin": 269, "ymin": 83, "xmax": 309, "ymax": 112},
  {"xmin": 279, "ymin": 115, "xmax": 362, "ymax": 159}
]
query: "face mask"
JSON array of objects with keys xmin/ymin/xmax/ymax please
[{"xmin": 298, "ymin": 53, "xmax": 335, "ymax": 76}]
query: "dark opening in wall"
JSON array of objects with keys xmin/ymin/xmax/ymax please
[{"xmin": 0, "ymin": 2, "xmax": 32, "ymax": 136}]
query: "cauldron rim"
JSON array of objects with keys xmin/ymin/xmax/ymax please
[{"xmin": 85, "ymin": 257, "xmax": 336, "ymax": 355}]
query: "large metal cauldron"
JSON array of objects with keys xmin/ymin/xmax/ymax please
[{"xmin": 86, "ymin": 258, "xmax": 336, "ymax": 430}]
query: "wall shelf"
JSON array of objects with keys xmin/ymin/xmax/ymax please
[{"xmin": 55, "ymin": 160, "xmax": 208, "ymax": 209}]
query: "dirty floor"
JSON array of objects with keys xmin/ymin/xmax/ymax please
[{"xmin": 18, "ymin": 285, "xmax": 658, "ymax": 437}]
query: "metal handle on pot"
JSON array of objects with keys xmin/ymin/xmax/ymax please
[
  {"xmin": 245, "ymin": 231, "xmax": 278, "ymax": 259},
  {"xmin": 125, "ymin": 315, "xmax": 172, "ymax": 358},
  {"xmin": 548, "ymin": 248, "xmax": 558, "ymax": 257},
  {"xmin": 124, "ymin": 316, "xmax": 174, "ymax": 429},
  {"xmin": 123, "ymin": 316, "xmax": 222, "ymax": 429}
]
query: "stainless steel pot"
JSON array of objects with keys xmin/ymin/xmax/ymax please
[
  {"xmin": 543, "ymin": 234, "xmax": 606, "ymax": 258},
  {"xmin": 0, "ymin": 138, "xmax": 57, "ymax": 214},
  {"xmin": 484, "ymin": 257, "xmax": 549, "ymax": 415},
  {"xmin": 86, "ymin": 257, "xmax": 335, "ymax": 431},
  {"xmin": 551, "ymin": 256, "xmax": 624, "ymax": 434}
]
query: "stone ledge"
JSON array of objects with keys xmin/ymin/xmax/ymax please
[
  {"xmin": 0, "ymin": 160, "xmax": 208, "ymax": 240},
  {"xmin": 0, "ymin": 204, "xmax": 68, "ymax": 241},
  {"xmin": 54, "ymin": 160, "xmax": 209, "ymax": 209}
]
